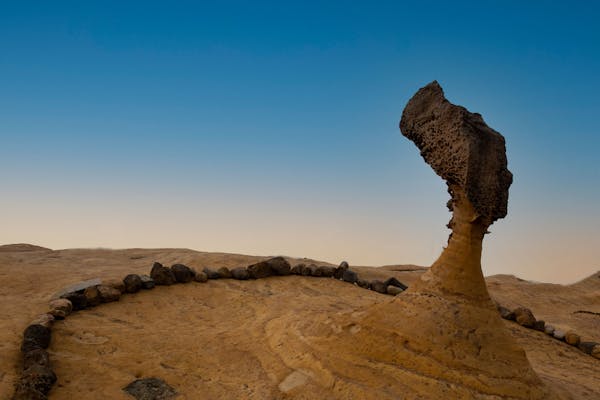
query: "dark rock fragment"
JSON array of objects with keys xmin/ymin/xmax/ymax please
[
  {"xmin": 124, "ymin": 274, "xmax": 143, "ymax": 293},
  {"xmin": 21, "ymin": 325, "xmax": 51, "ymax": 353},
  {"xmin": 23, "ymin": 349, "xmax": 51, "ymax": 370},
  {"xmin": 383, "ymin": 277, "xmax": 408, "ymax": 290},
  {"xmin": 171, "ymin": 264, "xmax": 194, "ymax": 283},
  {"xmin": 578, "ymin": 341, "xmax": 598, "ymax": 355},
  {"xmin": 97, "ymin": 285, "xmax": 121, "ymax": 303},
  {"xmin": 370, "ymin": 280, "xmax": 387, "ymax": 294},
  {"xmin": 290, "ymin": 264, "xmax": 304, "ymax": 275},
  {"xmin": 123, "ymin": 377, "xmax": 177, "ymax": 400},
  {"xmin": 334, "ymin": 261, "xmax": 349, "ymax": 280},
  {"xmin": 203, "ymin": 268, "xmax": 220, "ymax": 279},
  {"xmin": 83, "ymin": 285, "xmax": 102, "ymax": 307},
  {"xmin": 513, "ymin": 307, "xmax": 536, "ymax": 328},
  {"xmin": 342, "ymin": 269, "xmax": 358, "ymax": 284},
  {"xmin": 231, "ymin": 268, "xmax": 249, "ymax": 280},
  {"xmin": 217, "ymin": 267, "xmax": 232, "ymax": 279},
  {"xmin": 140, "ymin": 275, "xmax": 155, "ymax": 289},
  {"xmin": 150, "ymin": 262, "xmax": 176, "ymax": 285},
  {"xmin": 316, "ymin": 266, "xmax": 336, "ymax": 277},
  {"xmin": 61, "ymin": 292, "xmax": 87, "ymax": 311},
  {"xmin": 533, "ymin": 320, "xmax": 545, "ymax": 332}
]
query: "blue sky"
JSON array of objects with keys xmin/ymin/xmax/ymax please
[{"xmin": 1, "ymin": 1, "xmax": 598, "ymax": 283}]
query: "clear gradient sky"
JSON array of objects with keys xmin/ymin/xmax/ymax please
[{"xmin": 1, "ymin": 2, "xmax": 598, "ymax": 283}]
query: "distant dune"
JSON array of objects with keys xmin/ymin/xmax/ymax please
[{"xmin": 1, "ymin": 245, "xmax": 598, "ymax": 399}]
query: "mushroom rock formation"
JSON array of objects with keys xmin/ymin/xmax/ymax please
[{"xmin": 271, "ymin": 82, "xmax": 562, "ymax": 399}]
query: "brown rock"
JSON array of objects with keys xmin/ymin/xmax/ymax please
[
  {"xmin": 513, "ymin": 307, "xmax": 536, "ymax": 328},
  {"xmin": 17, "ymin": 363, "xmax": 57, "ymax": 396},
  {"xmin": 316, "ymin": 266, "xmax": 336, "ymax": 277},
  {"xmin": 151, "ymin": 262, "xmax": 176, "ymax": 285},
  {"xmin": 497, "ymin": 305, "xmax": 515, "ymax": 321},
  {"xmin": 334, "ymin": 261, "xmax": 349, "ymax": 279},
  {"xmin": 578, "ymin": 341, "xmax": 598, "ymax": 355},
  {"xmin": 203, "ymin": 268, "xmax": 220, "ymax": 279},
  {"xmin": 23, "ymin": 348, "xmax": 51, "ymax": 370},
  {"xmin": 565, "ymin": 331, "xmax": 581, "ymax": 346},
  {"xmin": 171, "ymin": 264, "xmax": 195, "ymax": 283},
  {"xmin": 591, "ymin": 344, "xmax": 600, "ymax": 359},
  {"xmin": 533, "ymin": 320, "xmax": 545, "ymax": 332},
  {"xmin": 230, "ymin": 268, "xmax": 249, "ymax": 280},
  {"xmin": 97, "ymin": 285, "xmax": 121, "ymax": 303},
  {"xmin": 30, "ymin": 314, "xmax": 54, "ymax": 329},
  {"xmin": 21, "ymin": 325, "xmax": 51, "ymax": 353},
  {"xmin": 48, "ymin": 298, "xmax": 72, "ymax": 319},
  {"xmin": 386, "ymin": 285, "xmax": 403, "ymax": 295},
  {"xmin": 290, "ymin": 264, "xmax": 304, "ymax": 275},
  {"xmin": 123, "ymin": 274, "xmax": 143, "ymax": 293},
  {"xmin": 247, "ymin": 257, "xmax": 291, "ymax": 279},
  {"xmin": 370, "ymin": 280, "xmax": 387, "ymax": 294},
  {"xmin": 194, "ymin": 272, "xmax": 208, "ymax": 282},
  {"xmin": 101, "ymin": 278, "xmax": 126, "ymax": 294},
  {"xmin": 83, "ymin": 285, "xmax": 101, "ymax": 307},
  {"xmin": 217, "ymin": 267, "xmax": 232, "ymax": 279}
]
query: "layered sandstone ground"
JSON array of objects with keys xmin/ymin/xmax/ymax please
[{"xmin": 0, "ymin": 245, "xmax": 598, "ymax": 399}]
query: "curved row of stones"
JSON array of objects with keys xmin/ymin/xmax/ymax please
[
  {"xmin": 13, "ymin": 257, "xmax": 599, "ymax": 399},
  {"xmin": 496, "ymin": 303, "xmax": 600, "ymax": 358},
  {"xmin": 12, "ymin": 257, "xmax": 406, "ymax": 400}
]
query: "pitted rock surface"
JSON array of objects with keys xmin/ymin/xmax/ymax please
[{"xmin": 400, "ymin": 81, "xmax": 513, "ymax": 224}]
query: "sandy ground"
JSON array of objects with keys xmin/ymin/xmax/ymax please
[{"xmin": 0, "ymin": 245, "xmax": 598, "ymax": 399}]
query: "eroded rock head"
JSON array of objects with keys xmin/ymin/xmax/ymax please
[{"xmin": 400, "ymin": 81, "xmax": 513, "ymax": 225}]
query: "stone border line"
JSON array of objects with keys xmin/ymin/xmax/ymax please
[{"xmin": 12, "ymin": 257, "xmax": 600, "ymax": 399}]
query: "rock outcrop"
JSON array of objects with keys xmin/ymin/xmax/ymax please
[{"xmin": 290, "ymin": 82, "xmax": 559, "ymax": 399}]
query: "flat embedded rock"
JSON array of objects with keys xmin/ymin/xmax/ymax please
[{"xmin": 123, "ymin": 377, "xmax": 177, "ymax": 400}]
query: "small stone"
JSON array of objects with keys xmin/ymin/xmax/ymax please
[
  {"xmin": 269, "ymin": 257, "xmax": 292, "ymax": 276},
  {"xmin": 48, "ymin": 298, "xmax": 72, "ymax": 319},
  {"xmin": 592, "ymin": 344, "xmax": 600, "ymax": 359},
  {"xmin": 533, "ymin": 320, "xmax": 545, "ymax": 332},
  {"xmin": 50, "ymin": 278, "xmax": 101, "ymax": 300},
  {"xmin": 334, "ymin": 261, "xmax": 349, "ymax": 280},
  {"xmin": 247, "ymin": 257, "xmax": 291, "ymax": 278},
  {"xmin": 300, "ymin": 264, "xmax": 312, "ymax": 276},
  {"xmin": 342, "ymin": 269, "xmax": 358, "ymax": 284},
  {"xmin": 30, "ymin": 314, "xmax": 54, "ymax": 329},
  {"xmin": 497, "ymin": 306, "xmax": 515, "ymax": 321},
  {"xmin": 308, "ymin": 264, "xmax": 322, "ymax": 277},
  {"xmin": 151, "ymin": 262, "xmax": 176, "ymax": 285},
  {"xmin": 18, "ymin": 363, "xmax": 57, "ymax": 396},
  {"xmin": 11, "ymin": 384, "xmax": 47, "ymax": 400},
  {"xmin": 578, "ymin": 341, "xmax": 598, "ymax": 355},
  {"xmin": 513, "ymin": 307, "xmax": 536, "ymax": 328},
  {"xmin": 23, "ymin": 349, "xmax": 51, "ymax": 370},
  {"xmin": 194, "ymin": 272, "xmax": 208, "ymax": 282},
  {"xmin": 544, "ymin": 325, "xmax": 555, "ymax": 335},
  {"xmin": 97, "ymin": 285, "xmax": 121, "ymax": 303},
  {"xmin": 565, "ymin": 331, "xmax": 581, "ymax": 346},
  {"xmin": 386, "ymin": 285, "xmax": 404, "ymax": 295},
  {"xmin": 357, "ymin": 279, "xmax": 370, "ymax": 289},
  {"xmin": 231, "ymin": 268, "xmax": 249, "ymax": 280},
  {"xmin": 83, "ymin": 285, "xmax": 102, "ymax": 307},
  {"xmin": 21, "ymin": 325, "xmax": 51, "ymax": 353},
  {"xmin": 316, "ymin": 266, "xmax": 336, "ymax": 277},
  {"xmin": 383, "ymin": 277, "xmax": 408, "ymax": 290},
  {"xmin": 203, "ymin": 268, "xmax": 220, "ymax": 279},
  {"xmin": 290, "ymin": 264, "xmax": 304, "ymax": 275},
  {"xmin": 140, "ymin": 275, "xmax": 155, "ymax": 289},
  {"xmin": 101, "ymin": 278, "xmax": 126, "ymax": 294},
  {"xmin": 370, "ymin": 280, "xmax": 387, "ymax": 294},
  {"xmin": 60, "ymin": 292, "xmax": 87, "ymax": 311},
  {"xmin": 171, "ymin": 264, "xmax": 194, "ymax": 283},
  {"xmin": 123, "ymin": 274, "xmax": 143, "ymax": 293},
  {"xmin": 217, "ymin": 267, "xmax": 232, "ymax": 279},
  {"xmin": 553, "ymin": 329, "xmax": 566, "ymax": 340},
  {"xmin": 123, "ymin": 377, "xmax": 177, "ymax": 400}
]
